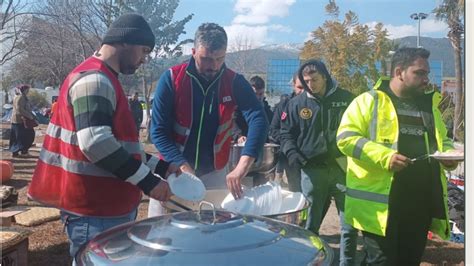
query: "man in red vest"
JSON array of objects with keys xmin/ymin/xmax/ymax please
[
  {"xmin": 149, "ymin": 23, "xmax": 268, "ymax": 215},
  {"xmin": 28, "ymin": 14, "xmax": 173, "ymax": 259}
]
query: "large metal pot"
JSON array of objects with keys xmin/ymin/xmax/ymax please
[
  {"xmin": 76, "ymin": 203, "xmax": 333, "ymax": 265},
  {"xmin": 163, "ymin": 189, "xmax": 309, "ymax": 227},
  {"xmin": 228, "ymin": 143, "xmax": 279, "ymax": 174}
]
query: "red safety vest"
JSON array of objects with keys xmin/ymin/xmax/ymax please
[
  {"xmin": 28, "ymin": 57, "xmax": 142, "ymax": 217},
  {"xmin": 170, "ymin": 63, "xmax": 237, "ymax": 170}
]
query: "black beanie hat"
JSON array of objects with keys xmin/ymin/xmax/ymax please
[{"xmin": 102, "ymin": 13, "xmax": 155, "ymax": 50}]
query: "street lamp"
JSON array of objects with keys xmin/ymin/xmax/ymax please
[{"xmin": 410, "ymin": 12, "xmax": 428, "ymax": 48}]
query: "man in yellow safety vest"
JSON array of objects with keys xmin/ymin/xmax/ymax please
[{"xmin": 337, "ymin": 47, "xmax": 458, "ymax": 265}]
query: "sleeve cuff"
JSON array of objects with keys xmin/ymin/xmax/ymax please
[{"xmin": 137, "ymin": 172, "xmax": 161, "ymax": 195}]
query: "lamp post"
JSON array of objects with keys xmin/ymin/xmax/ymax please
[{"xmin": 410, "ymin": 12, "xmax": 428, "ymax": 48}]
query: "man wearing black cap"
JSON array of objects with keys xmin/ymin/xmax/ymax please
[{"xmin": 29, "ymin": 13, "xmax": 174, "ymax": 258}]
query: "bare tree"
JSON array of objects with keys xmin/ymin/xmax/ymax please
[
  {"xmin": 1, "ymin": 0, "xmax": 33, "ymax": 66},
  {"xmin": 122, "ymin": 0, "xmax": 193, "ymax": 137},
  {"xmin": 9, "ymin": 0, "xmax": 107, "ymax": 86},
  {"xmin": 228, "ymin": 34, "xmax": 255, "ymax": 74},
  {"xmin": 5, "ymin": 0, "xmax": 193, "ymax": 138}
]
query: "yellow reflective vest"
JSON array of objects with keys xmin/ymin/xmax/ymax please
[{"xmin": 336, "ymin": 77, "xmax": 455, "ymax": 239}]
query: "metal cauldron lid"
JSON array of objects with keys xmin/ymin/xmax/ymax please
[
  {"xmin": 128, "ymin": 210, "xmax": 283, "ymax": 253},
  {"xmin": 77, "ymin": 202, "xmax": 332, "ymax": 265}
]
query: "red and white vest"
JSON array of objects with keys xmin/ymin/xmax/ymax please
[
  {"xmin": 170, "ymin": 63, "xmax": 237, "ymax": 170},
  {"xmin": 28, "ymin": 57, "xmax": 142, "ymax": 217}
]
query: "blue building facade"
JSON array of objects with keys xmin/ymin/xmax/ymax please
[{"xmin": 266, "ymin": 59, "xmax": 300, "ymax": 95}]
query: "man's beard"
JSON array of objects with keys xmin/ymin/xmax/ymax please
[
  {"xmin": 202, "ymin": 71, "xmax": 218, "ymax": 80},
  {"xmin": 121, "ymin": 65, "xmax": 138, "ymax": 75}
]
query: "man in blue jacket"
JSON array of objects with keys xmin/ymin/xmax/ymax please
[{"xmin": 149, "ymin": 23, "xmax": 268, "ymax": 215}]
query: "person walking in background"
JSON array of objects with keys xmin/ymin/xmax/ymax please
[
  {"xmin": 280, "ymin": 60, "xmax": 358, "ymax": 265},
  {"xmin": 269, "ymin": 72, "xmax": 304, "ymax": 192},
  {"xmin": 129, "ymin": 92, "xmax": 143, "ymax": 132},
  {"xmin": 232, "ymin": 75, "xmax": 273, "ymax": 186},
  {"xmin": 337, "ymin": 48, "xmax": 458, "ymax": 265},
  {"xmin": 49, "ymin": 96, "xmax": 58, "ymax": 119},
  {"xmin": 28, "ymin": 14, "xmax": 174, "ymax": 259},
  {"xmin": 233, "ymin": 75, "xmax": 273, "ymax": 145},
  {"xmin": 10, "ymin": 84, "xmax": 36, "ymax": 157},
  {"xmin": 149, "ymin": 22, "xmax": 267, "ymax": 217}
]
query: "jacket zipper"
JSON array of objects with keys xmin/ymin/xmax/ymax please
[{"xmin": 186, "ymin": 70, "xmax": 223, "ymax": 169}]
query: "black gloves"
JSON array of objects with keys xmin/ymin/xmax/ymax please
[{"xmin": 287, "ymin": 151, "xmax": 307, "ymax": 168}]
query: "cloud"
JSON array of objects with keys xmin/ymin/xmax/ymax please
[
  {"xmin": 421, "ymin": 18, "xmax": 449, "ymax": 34},
  {"xmin": 225, "ymin": 24, "xmax": 270, "ymax": 50},
  {"xmin": 224, "ymin": 0, "xmax": 295, "ymax": 49},
  {"xmin": 232, "ymin": 0, "xmax": 296, "ymax": 25},
  {"xmin": 268, "ymin": 24, "xmax": 292, "ymax": 33},
  {"xmin": 364, "ymin": 18, "xmax": 448, "ymax": 39}
]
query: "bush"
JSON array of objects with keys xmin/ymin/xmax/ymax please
[{"xmin": 28, "ymin": 90, "xmax": 49, "ymax": 110}]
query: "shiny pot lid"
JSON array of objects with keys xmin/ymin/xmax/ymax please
[{"xmin": 76, "ymin": 203, "xmax": 333, "ymax": 265}]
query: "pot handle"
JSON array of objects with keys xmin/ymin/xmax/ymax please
[{"xmin": 198, "ymin": 201, "xmax": 217, "ymax": 224}]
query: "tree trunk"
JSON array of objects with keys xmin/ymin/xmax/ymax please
[{"xmin": 450, "ymin": 33, "xmax": 463, "ymax": 141}]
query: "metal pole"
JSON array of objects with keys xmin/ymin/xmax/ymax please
[{"xmin": 417, "ymin": 18, "xmax": 421, "ymax": 47}]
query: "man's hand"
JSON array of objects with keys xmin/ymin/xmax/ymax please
[
  {"xmin": 179, "ymin": 162, "xmax": 195, "ymax": 175},
  {"xmin": 389, "ymin": 153, "xmax": 412, "ymax": 172},
  {"xmin": 166, "ymin": 163, "xmax": 180, "ymax": 178},
  {"xmin": 237, "ymin": 136, "xmax": 247, "ymax": 144},
  {"xmin": 149, "ymin": 181, "xmax": 172, "ymax": 201},
  {"xmin": 226, "ymin": 155, "xmax": 254, "ymax": 199}
]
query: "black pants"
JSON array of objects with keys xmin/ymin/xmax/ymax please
[
  {"xmin": 361, "ymin": 207, "xmax": 432, "ymax": 265},
  {"xmin": 9, "ymin": 123, "xmax": 35, "ymax": 154},
  {"xmin": 275, "ymin": 153, "xmax": 301, "ymax": 192}
]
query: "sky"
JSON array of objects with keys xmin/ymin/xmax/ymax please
[{"xmin": 174, "ymin": 0, "xmax": 451, "ymax": 52}]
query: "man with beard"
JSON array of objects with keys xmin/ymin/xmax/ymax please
[
  {"xmin": 337, "ymin": 48, "xmax": 458, "ymax": 264},
  {"xmin": 28, "ymin": 14, "xmax": 173, "ymax": 259},
  {"xmin": 149, "ymin": 23, "xmax": 267, "ymax": 216}
]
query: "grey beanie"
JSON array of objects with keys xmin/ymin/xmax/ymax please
[{"xmin": 102, "ymin": 13, "xmax": 155, "ymax": 49}]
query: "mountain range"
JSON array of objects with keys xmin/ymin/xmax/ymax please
[{"xmin": 224, "ymin": 36, "xmax": 463, "ymax": 77}]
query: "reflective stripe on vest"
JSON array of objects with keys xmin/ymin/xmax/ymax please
[
  {"xmin": 346, "ymin": 187, "xmax": 389, "ymax": 204},
  {"xmin": 336, "ymin": 131, "xmax": 362, "ymax": 141},
  {"xmin": 353, "ymin": 138, "xmax": 369, "ymax": 159},
  {"xmin": 216, "ymin": 119, "xmax": 232, "ymax": 135},
  {"xmin": 368, "ymin": 90, "xmax": 378, "ymax": 141},
  {"xmin": 214, "ymin": 123, "xmax": 234, "ymax": 154},
  {"xmin": 39, "ymin": 148, "xmax": 114, "ymax": 178},
  {"xmin": 46, "ymin": 122, "xmax": 142, "ymax": 155},
  {"xmin": 368, "ymin": 90, "xmax": 398, "ymax": 150},
  {"xmin": 174, "ymin": 122, "xmax": 190, "ymax": 138}
]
